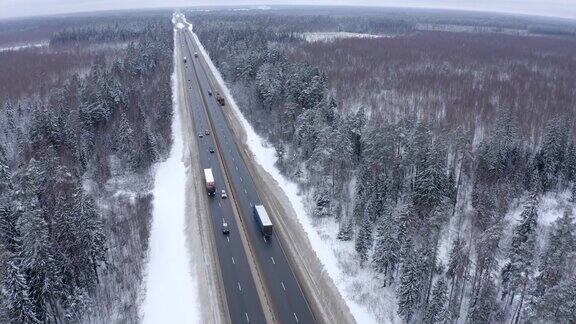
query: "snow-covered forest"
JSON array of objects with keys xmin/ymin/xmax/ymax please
[
  {"xmin": 0, "ymin": 13, "xmax": 173, "ymax": 322},
  {"xmin": 191, "ymin": 9, "xmax": 576, "ymax": 323}
]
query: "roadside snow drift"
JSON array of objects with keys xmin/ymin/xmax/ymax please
[{"xmin": 141, "ymin": 37, "xmax": 200, "ymax": 324}]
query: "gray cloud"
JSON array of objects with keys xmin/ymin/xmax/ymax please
[{"xmin": 1, "ymin": 0, "xmax": 575, "ymax": 20}]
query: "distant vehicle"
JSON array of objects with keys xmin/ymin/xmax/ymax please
[
  {"xmin": 209, "ymin": 147, "xmax": 215, "ymax": 153},
  {"xmin": 221, "ymin": 190, "xmax": 227, "ymax": 199},
  {"xmin": 199, "ymin": 133, "xmax": 203, "ymax": 138},
  {"xmin": 204, "ymin": 169, "xmax": 215, "ymax": 196},
  {"xmin": 222, "ymin": 222, "xmax": 230, "ymax": 235},
  {"xmin": 208, "ymin": 90, "xmax": 213, "ymax": 96},
  {"xmin": 183, "ymin": 56, "xmax": 187, "ymax": 63},
  {"xmin": 194, "ymin": 52, "xmax": 198, "ymax": 58},
  {"xmin": 205, "ymin": 129, "xmax": 210, "ymax": 135},
  {"xmin": 216, "ymin": 92, "xmax": 225, "ymax": 106},
  {"xmin": 254, "ymin": 205, "xmax": 273, "ymax": 237}
]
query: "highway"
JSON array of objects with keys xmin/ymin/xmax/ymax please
[
  {"xmin": 176, "ymin": 29, "xmax": 266, "ymax": 324},
  {"xmin": 176, "ymin": 19, "xmax": 317, "ymax": 324}
]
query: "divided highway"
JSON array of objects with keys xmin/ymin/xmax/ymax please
[
  {"xmin": 176, "ymin": 20, "xmax": 317, "ymax": 324},
  {"xmin": 176, "ymin": 29, "xmax": 266, "ymax": 324}
]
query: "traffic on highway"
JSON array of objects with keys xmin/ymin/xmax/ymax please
[{"xmin": 176, "ymin": 18, "xmax": 316, "ymax": 324}]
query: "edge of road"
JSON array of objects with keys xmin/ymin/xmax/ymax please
[
  {"xmin": 175, "ymin": 29, "xmax": 229, "ymax": 324},
  {"xmin": 188, "ymin": 24, "xmax": 357, "ymax": 324},
  {"xmin": 184, "ymin": 31, "xmax": 277, "ymax": 324}
]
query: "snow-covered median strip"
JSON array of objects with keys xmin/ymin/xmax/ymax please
[
  {"xmin": 141, "ymin": 34, "xmax": 200, "ymax": 324},
  {"xmin": 188, "ymin": 20, "xmax": 381, "ymax": 324}
]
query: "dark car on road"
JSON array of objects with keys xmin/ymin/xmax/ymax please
[
  {"xmin": 222, "ymin": 222, "xmax": 230, "ymax": 235},
  {"xmin": 209, "ymin": 147, "xmax": 215, "ymax": 153}
]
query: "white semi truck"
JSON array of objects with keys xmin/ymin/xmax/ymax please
[
  {"xmin": 204, "ymin": 168, "xmax": 215, "ymax": 196},
  {"xmin": 253, "ymin": 205, "xmax": 273, "ymax": 237}
]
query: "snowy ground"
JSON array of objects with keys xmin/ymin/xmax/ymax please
[
  {"xmin": 140, "ymin": 36, "xmax": 200, "ymax": 324},
  {"xmin": 300, "ymin": 31, "xmax": 387, "ymax": 43},
  {"xmin": 0, "ymin": 41, "xmax": 47, "ymax": 52}
]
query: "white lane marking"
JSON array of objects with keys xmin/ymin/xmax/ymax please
[
  {"xmin": 222, "ymin": 218, "xmax": 225, "ymax": 223},
  {"xmin": 271, "ymin": 257, "xmax": 275, "ymax": 265},
  {"xmin": 238, "ymin": 282, "xmax": 242, "ymax": 292},
  {"xmin": 236, "ymin": 166, "xmax": 238, "ymax": 170},
  {"xmin": 294, "ymin": 313, "xmax": 299, "ymax": 323},
  {"xmin": 218, "ymin": 202, "xmax": 221, "ymax": 207},
  {"xmin": 245, "ymin": 313, "xmax": 250, "ymax": 323},
  {"xmin": 281, "ymin": 281, "xmax": 286, "ymax": 291},
  {"xmin": 227, "ymin": 236, "xmax": 230, "ymax": 242},
  {"xmin": 231, "ymin": 257, "xmax": 235, "ymax": 264},
  {"xmin": 240, "ymin": 177, "xmax": 243, "ymax": 182},
  {"xmin": 263, "ymin": 236, "xmax": 267, "ymax": 243},
  {"xmin": 250, "ymin": 202, "xmax": 253, "ymax": 207},
  {"xmin": 244, "ymin": 189, "xmax": 247, "ymax": 194}
]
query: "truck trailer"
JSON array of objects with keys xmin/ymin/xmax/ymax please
[
  {"xmin": 253, "ymin": 205, "xmax": 273, "ymax": 237},
  {"xmin": 204, "ymin": 168, "xmax": 215, "ymax": 196}
]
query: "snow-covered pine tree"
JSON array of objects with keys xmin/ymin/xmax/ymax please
[
  {"xmin": 13, "ymin": 160, "xmax": 61, "ymax": 322},
  {"xmin": 467, "ymin": 276, "xmax": 498, "ymax": 323},
  {"xmin": 423, "ymin": 277, "xmax": 449, "ymax": 324},
  {"xmin": 397, "ymin": 240, "xmax": 423, "ymax": 322},
  {"xmin": 527, "ymin": 276, "xmax": 576, "ymax": 322},
  {"xmin": 372, "ymin": 206, "xmax": 399, "ymax": 285},
  {"xmin": 539, "ymin": 117, "xmax": 569, "ymax": 191},
  {"xmin": 533, "ymin": 209, "xmax": 575, "ymax": 295},
  {"xmin": 501, "ymin": 194, "xmax": 539, "ymax": 307},
  {"xmin": 355, "ymin": 210, "xmax": 373, "ymax": 267},
  {"xmin": 0, "ymin": 144, "xmax": 19, "ymax": 254},
  {"xmin": 446, "ymin": 237, "xmax": 469, "ymax": 317},
  {"xmin": 142, "ymin": 118, "xmax": 160, "ymax": 165},
  {"xmin": 0, "ymin": 258, "xmax": 39, "ymax": 323},
  {"xmin": 116, "ymin": 111, "xmax": 136, "ymax": 169}
]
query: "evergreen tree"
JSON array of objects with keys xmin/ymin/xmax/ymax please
[
  {"xmin": 312, "ymin": 181, "xmax": 332, "ymax": 218},
  {"xmin": 413, "ymin": 142, "xmax": 448, "ymax": 218},
  {"xmin": 424, "ymin": 278, "xmax": 449, "ymax": 324},
  {"xmin": 534, "ymin": 209, "xmax": 575, "ymax": 295},
  {"xmin": 0, "ymin": 144, "xmax": 18, "ymax": 253},
  {"xmin": 116, "ymin": 111, "xmax": 136, "ymax": 169},
  {"xmin": 501, "ymin": 195, "xmax": 539, "ymax": 300},
  {"xmin": 397, "ymin": 243, "xmax": 423, "ymax": 322},
  {"xmin": 355, "ymin": 211, "xmax": 373, "ymax": 266},
  {"xmin": 1, "ymin": 258, "xmax": 39, "ymax": 323},
  {"xmin": 142, "ymin": 119, "xmax": 160, "ymax": 166},
  {"xmin": 467, "ymin": 277, "xmax": 498, "ymax": 324},
  {"xmin": 527, "ymin": 276, "xmax": 576, "ymax": 323},
  {"xmin": 372, "ymin": 209, "xmax": 399, "ymax": 284},
  {"xmin": 13, "ymin": 160, "xmax": 61, "ymax": 322},
  {"xmin": 539, "ymin": 117, "xmax": 569, "ymax": 191}
]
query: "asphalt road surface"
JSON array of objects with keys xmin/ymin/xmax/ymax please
[{"xmin": 177, "ymin": 22, "xmax": 317, "ymax": 324}]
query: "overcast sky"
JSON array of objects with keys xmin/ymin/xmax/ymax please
[{"xmin": 1, "ymin": 0, "xmax": 576, "ymax": 20}]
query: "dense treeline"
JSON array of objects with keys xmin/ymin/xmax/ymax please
[
  {"xmin": 0, "ymin": 16, "xmax": 173, "ymax": 323},
  {"xmin": 49, "ymin": 19, "xmax": 162, "ymax": 45},
  {"xmin": 193, "ymin": 12, "xmax": 576, "ymax": 323},
  {"xmin": 293, "ymin": 31, "xmax": 576, "ymax": 138}
]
